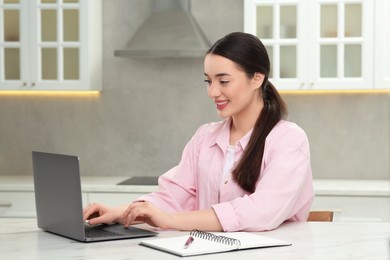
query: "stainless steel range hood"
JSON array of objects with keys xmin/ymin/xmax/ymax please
[{"xmin": 114, "ymin": 0, "xmax": 210, "ymax": 59}]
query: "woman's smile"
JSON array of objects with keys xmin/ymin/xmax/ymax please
[{"xmin": 215, "ymin": 100, "xmax": 229, "ymax": 110}]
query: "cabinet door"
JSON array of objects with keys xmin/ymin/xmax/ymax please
[
  {"xmin": 245, "ymin": 0, "xmax": 307, "ymax": 90},
  {"xmin": 375, "ymin": 0, "xmax": 390, "ymax": 89},
  {"xmin": 0, "ymin": 0, "xmax": 29, "ymax": 89},
  {"xmin": 0, "ymin": 191, "xmax": 36, "ymax": 217},
  {"xmin": 312, "ymin": 195, "xmax": 390, "ymax": 222},
  {"xmin": 0, "ymin": 0, "xmax": 101, "ymax": 91},
  {"xmin": 309, "ymin": 0, "xmax": 374, "ymax": 90},
  {"xmin": 30, "ymin": 0, "xmax": 85, "ymax": 90},
  {"xmin": 245, "ymin": 0, "xmax": 377, "ymax": 90}
]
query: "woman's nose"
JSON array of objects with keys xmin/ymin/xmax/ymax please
[{"xmin": 207, "ymin": 83, "xmax": 220, "ymax": 98}]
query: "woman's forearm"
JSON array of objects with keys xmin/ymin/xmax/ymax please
[{"xmin": 169, "ymin": 208, "xmax": 223, "ymax": 231}]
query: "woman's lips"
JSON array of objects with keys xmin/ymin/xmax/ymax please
[{"xmin": 215, "ymin": 100, "xmax": 229, "ymax": 110}]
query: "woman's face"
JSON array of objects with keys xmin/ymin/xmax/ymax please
[{"xmin": 204, "ymin": 54, "xmax": 264, "ymax": 119}]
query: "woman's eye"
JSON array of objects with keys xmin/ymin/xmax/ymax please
[
  {"xmin": 220, "ymin": 80, "xmax": 229, "ymax": 85},
  {"xmin": 204, "ymin": 79, "xmax": 211, "ymax": 85}
]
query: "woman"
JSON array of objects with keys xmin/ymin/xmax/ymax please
[{"xmin": 83, "ymin": 32, "xmax": 313, "ymax": 232}]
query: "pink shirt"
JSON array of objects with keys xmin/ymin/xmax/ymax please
[{"xmin": 137, "ymin": 119, "xmax": 314, "ymax": 232}]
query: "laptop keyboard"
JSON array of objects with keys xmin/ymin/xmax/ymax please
[{"xmin": 84, "ymin": 226, "xmax": 123, "ymax": 238}]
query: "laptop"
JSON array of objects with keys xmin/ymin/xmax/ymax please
[{"xmin": 32, "ymin": 151, "xmax": 158, "ymax": 242}]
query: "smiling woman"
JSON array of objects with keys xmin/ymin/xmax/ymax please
[{"xmin": 83, "ymin": 32, "xmax": 314, "ymax": 233}]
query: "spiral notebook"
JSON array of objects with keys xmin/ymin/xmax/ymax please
[{"xmin": 139, "ymin": 230, "xmax": 291, "ymax": 257}]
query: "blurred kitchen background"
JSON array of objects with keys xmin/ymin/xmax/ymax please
[{"xmin": 0, "ymin": 0, "xmax": 389, "ymax": 181}]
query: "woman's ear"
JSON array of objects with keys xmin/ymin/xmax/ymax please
[{"xmin": 252, "ymin": 72, "xmax": 265, "ymax": 90}]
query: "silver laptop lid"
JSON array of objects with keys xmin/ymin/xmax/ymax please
[{"xmin": 32, "ymin": 151, "xmax": 85, "ymax": 241}]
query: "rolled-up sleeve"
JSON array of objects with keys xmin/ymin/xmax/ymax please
[{"xmin": 212, "ymin": 123, "xmax": 314, "ymax": 231}]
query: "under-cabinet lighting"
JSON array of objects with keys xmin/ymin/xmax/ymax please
[
  {"xmin": 279, "ymin": 89, "xmax": 390, "ymax": 95},
  {"xmin": 0, "ymin": 91, "xmax": 101, "ymax": 96}
]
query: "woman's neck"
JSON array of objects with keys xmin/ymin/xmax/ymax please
[{"xmin": 230, "ymin": 98, "xmax": 264, "ymax": 145}]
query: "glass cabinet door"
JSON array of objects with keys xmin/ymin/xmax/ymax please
[
  {"xmin": 0, "ymin": 0, "xmax": 28, "ymax": 89},
  {"xmin": 319, "ymin": 3, "xmax": 362, "ymax": 78},
  {"xmin": 311, "ymin": 0, "xmax": 373, "ymax": 89},
  {"xmin": 0, "ymin": 0, "xmax": 101, "ymax": 91},
  {"xmin": 245, "ymin": 0, "xmax": 377, "ymax": 90},
  {"xmin": 245, "ymin": 0, "xmax": 306, "ymax": 90},
  {"xmin": 30, "ymin": 0, "xmax": 81, "ymax": 89}
]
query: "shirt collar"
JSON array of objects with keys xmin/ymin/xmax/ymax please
[{"xmin": 212, "ymin": 118, "xmax": 253, "ymax": 151}]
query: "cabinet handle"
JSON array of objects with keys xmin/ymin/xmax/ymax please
[
  {"xmin": 0, "ymin": 203, "xmax": 12, "ymax": 208},
  {"xmin": 32, "ymin": 83, "xmax": 35, "ymax": 86},
  {"xmin": 23, "ymin": 82, "xmax": 27, "ymax": 87}
]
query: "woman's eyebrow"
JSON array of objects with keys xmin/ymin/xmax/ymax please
[{"xmin": 204, "ymin": 72, "xmax": 232, "ymax": 77}]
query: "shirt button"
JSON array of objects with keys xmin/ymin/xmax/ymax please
[{"xmin": 224, "ymin": 180, "xmax": 228, "ymax": 184}]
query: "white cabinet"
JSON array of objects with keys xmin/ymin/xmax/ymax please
[
  {"xmin": 0, "ymin": 191, "xmax": 36, "ymax": 217},
  {"xmin": 0, "ymin": 190, "xmax": 149, "ymax": 218},
  {"xmin": 0, "ymin": 191, "xmax": 88, "ymax": 217},
  {"xmin": 0, "ymin": 190, "xmax": 143, "ymax": 218},
  {"xmin": 1, "ymin": 177, "xmax": 388, "ymax": 222},
  {"xmin": 311, "ymin": 179, "xmax": 390, "ymax": 222},
  {"xmin": 375, "ymin": 0, "xmax": 390, "ymax": 89},
  {"xmin": 0, "ymin": 0, "xmax": 102, "ymax": 91},
  {"xmin": 0, "ymin": 176, "xmax": 155, "ymax": 218},
  {"xmin": 244, "ymin": 0, "xmax": 388, "ymax": 90},
  {"xmin": 245, "ymin": 0, "xmax": 307, "ymax": 90},
  {"xmin": 311, "ymin": 196, "xmax": 390, "ymax": 222}
]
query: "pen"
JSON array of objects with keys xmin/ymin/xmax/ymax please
[{"xmin": 183, "ymin": 236, "xmax": 194, "ymax": 249}]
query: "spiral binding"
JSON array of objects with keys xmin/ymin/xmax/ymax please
[{"xmin": 189, "ymin": 230, "xmax": 241, "ymax": 247}]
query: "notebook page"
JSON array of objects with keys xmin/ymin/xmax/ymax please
[
  {"xmin": 140, "ymin": 235, "xmax": 237, "ymax": 256},
  {"xmin": 220, "ymin": 232, "xmax": 291, "ymax": 249}
]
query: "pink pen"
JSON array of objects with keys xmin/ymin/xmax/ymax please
[{"xmin": 183, "ymin": 236, "xmax": 194, "ymax": 249}]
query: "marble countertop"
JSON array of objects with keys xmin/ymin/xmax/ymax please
[
  {"xmin": 1, "ymin": 218, "xmax": 389, "ymax": 260},
  {"xmin": 0, "ymin": 176, "xmax": 389, "ymax": 196}
]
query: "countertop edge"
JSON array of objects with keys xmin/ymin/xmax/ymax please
[{"xmin": 0, "ymin": 176, "xmax": 389, "ymax": 196}]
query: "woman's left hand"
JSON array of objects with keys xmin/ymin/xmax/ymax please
[{"xmin": 121, "ymin": 201, "xmax": 173, "ymax": 230}]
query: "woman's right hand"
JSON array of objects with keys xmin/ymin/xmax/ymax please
[{"xmin": 83, "ymin": 203, "xmax": 126, "ymax": 226}]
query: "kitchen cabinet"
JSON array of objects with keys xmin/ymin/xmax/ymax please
[
  {"xmin": 311, "ymin": 179, "xmax": 390, "ymax": 222},
  {"xmin": 311, "ymin": 195, "xmax": 390, "ymax": 222},
  {"xmin": 0, "ymin": 0, "xmax": 102, "ymax": 91},
  {"xmin": 0, "ymin": 191, "xmax": 36, "ymax": 217},
  {"xmin": 0, "ymin": 191, "xmax": 87, "ymax": 217},
  {"xmin": 375, "ymin": 0, "xmax": 390, "ymax": 89},
  {"xmin": 244, "ymin": 0, "xmax": 388, "ymax": 90},
  {"xmin": 0, "ymin": 176, "xmax": 155, "ymax": 218},
  {"xmin": 244, "ymin": 0, "xmax": 306, "ymax": 90},
  {"xmin": 1, "ymin": 177, "xmax": 389, "ymax": 222}
]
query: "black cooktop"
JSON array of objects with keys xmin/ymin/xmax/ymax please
[{"xmin": 117, "ymin": 176, "xmax": 159, "ymax": 185}]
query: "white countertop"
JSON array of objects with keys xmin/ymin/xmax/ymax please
[
  {"xmin": 0, "ymin": 176, "xmax": 389, "ymax": 196},
  {"xmin": 0, "ymin": 218, "xmax": 389, "ymax": 260}
]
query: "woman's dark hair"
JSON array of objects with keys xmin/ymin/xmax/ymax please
[{"xmin": 207, "ymin": 32, "xmax": 288, "ymax": 193}]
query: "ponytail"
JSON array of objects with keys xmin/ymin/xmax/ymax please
[{"xmin": 232, "ymin": 79, "xmax": 287, "ymax": 193}]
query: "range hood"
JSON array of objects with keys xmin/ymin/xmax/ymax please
[{"xmin": 114, "ymin": 0, "xmax": 210, "ymax": 59}]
